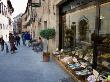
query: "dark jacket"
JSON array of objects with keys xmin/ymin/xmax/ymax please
[
  {"xmin": 15, "ymin": 36, "xmax": 20, "ymax": 41},
  {"xmin": 9, "ymin": 35, "xmax": 15, "ymax": 43},
  {"xmin": 0, "ymin": 38, "xmax": 4, "ymax": 45},
  {"xmin": 24, "ymin": 33, "xmax": 31, "ymax": 40}
]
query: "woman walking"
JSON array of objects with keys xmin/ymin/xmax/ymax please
[{"xmin": 9, "ymin": 33, "xmax": 17, "ymax": 54}]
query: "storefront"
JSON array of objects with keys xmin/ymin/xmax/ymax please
[{"xmin": 58, "ymin": 0, "xmax": 110, "ymax": 73}]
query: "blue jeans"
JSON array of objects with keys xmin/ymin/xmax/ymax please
[
  {"xmin": 22, "ymin": 39, "xmax": 26, "ymax": 46},
  {"xmin": 16, "ymin": 40, "xmax": 20, "ymax": 46}
]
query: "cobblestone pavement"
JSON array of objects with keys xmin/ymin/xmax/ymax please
[{"xmin": 0, "ymin": 45, "xmax": 74, "ymax": 82}]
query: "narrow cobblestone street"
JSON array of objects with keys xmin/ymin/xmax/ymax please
[
  {"xmin": 1, "ymin": 0, "xmax": 110, "ymax": 82},
  {"xmin": 0, "ymin": 45, "xmax": 72, "ymax": 82}
]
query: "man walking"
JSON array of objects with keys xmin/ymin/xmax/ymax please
[
  {"xmin": 24, "ymin": 32, "xmax": 31, "ymax": 47},
  {"xmin": 15, "ymin": 34, "xmax": 20, "ymax": 46},
  {"xmin": 0, "ymin": 36, "xmax": 4, "ymax": 51},
  {"xmin": 21, "ymin": 32, "xmax": 26, "ymax": 46},
  {"xmin": 9, "ymin": 33, "xmax": 17, "ymax": 54}
]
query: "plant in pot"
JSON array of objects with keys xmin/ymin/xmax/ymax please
[
  {"xmin": 65, "ymin": 28, "xmax": 74, "ymax": 51},
  {"xmin": 40, "ymin": 28, "xmax": 56, "ymax": 62}
]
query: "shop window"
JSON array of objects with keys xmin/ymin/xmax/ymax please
[
  {"xmin": 79, "ymin": 18, "xmax": 89, "ymax": 42},
  {"xmin": 1, "ymin": 3, "xmax": 4, "ymax": 15},
  {"xmin": 6, "ymin": 8, "xmax": 7, "ymax": 16},
  {"xmin": 9, "ymin": 19, "xmax": 11, "ymax": 25},
  {"xmin": 44, "ymin": 21, "xmax": 47, "ymax": 28},
  {"xmin": 38, "ymin": 22, "xmax": 41, "ymax": 28},
  {"xmin": 4, "ymin": 7, "xmax": 7, "ymax": 16},
  {"xmin": 5, "ymin": 25, "xmax": 7, "ymax": 29},
  {"xmin": 0, "ymin": 24, "xmax": 2, "ymax": 29},
  {"xmin": 0, "ymin": 3, "xmax": 1, "ymax": 14},
  {"xmin": 3, "ymin": 5, "xmax": 5, "ymax": 16},
  {"xmin": 3, "ymin": 24, "xmax": 5, "ymax": 29},
  {"xmin": 1, "ymin": 2, "xmax": 3, "ymax": 15}
]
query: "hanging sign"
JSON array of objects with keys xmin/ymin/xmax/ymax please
[{"xmin": 31, "ymin": 0, "xmax": 41, "ymax": 7}]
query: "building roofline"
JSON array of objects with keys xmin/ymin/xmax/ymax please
[
  {"xmin": 7, "ymin": 0, "xmax": 14, "ymax": 13},
  {"xmin": 21, "ymin": 0, "xmax": 31, "ymax": 17},
  {"xmin": 56, "ymin": 0, "xmax": 67, "ymax": 6}
]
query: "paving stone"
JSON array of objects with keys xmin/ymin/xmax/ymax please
[{"xmin": 0, "ymin": 45, "xmax": 75, "ymax": 82}]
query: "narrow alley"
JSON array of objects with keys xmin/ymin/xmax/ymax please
[
  {"xmin": 0, "ymin": 45, "xmax": 73, "ymax": 82},
  {"xmin": 1, "ymin": 0, "xmax": 110, "ymax": 82}
]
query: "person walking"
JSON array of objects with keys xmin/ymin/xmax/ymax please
[
  {"xmin": 4, "ymin": 42, "xmax": 9, "ymax": 53},
  {"xmin": 9, "ymin": 33, "xmax": 17, "ymax": 54},
  {"xmin": 21, "ymin": 32, "xmax": 26, "ymax": 46},
  {"xmin": 15, "ymin": 34, "xmax": 20, "ymax": 46},
  {"xmin": 0, "ymin": 36, "xmax": 4, "ymax": 51},
  {"xmin": 24, "ymin": 32, "xmax": 31, "ymax": 47},
  {"xmin": 33, "ymin": 37, "xmax": 43, "ymax": 52}
]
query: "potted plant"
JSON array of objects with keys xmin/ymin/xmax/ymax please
[
  {"xmin": 65, "ymin": 28, "xmax": 74, "ymax": 51},
  {"xmin": 40, "ymin": 28, "xmax": 56, "ymax": 62}
]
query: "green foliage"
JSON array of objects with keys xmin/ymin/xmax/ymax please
[
  {"xmin": 65, "ymin": 29, "xmax": 74, "ymax": 36},
  {"xmin": 102, "ymin": 35, "xmax": 110, "ymax": 46},
  {"xmin": 40, "ymin": 28, "xmax": 56, "ymax": 40},
  {"xmin": 99, "ymin": 54, "xmax": 110, "ymax": 59},
  {"xmin": 40, "ymin": 28, "xmax": 56, "ymax": 52}
]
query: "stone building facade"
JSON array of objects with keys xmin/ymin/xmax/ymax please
[
  {"xmin": 13, "ymin": 13, "xmax": 22, "ymax": 34},
  {"xmin": 22, "ymin": 0, "xmax": 110, "ymax": 51},
  {"xmin": 21, "ymin": 1, "xmax": 31, "ymax": 33},
  {"xmin": 0, "ymin": 0, "xmax": 14, "ymax": 41},
  {"xmin": 55, "ymin": 0, "xmax": 110, "ymax": 50}
]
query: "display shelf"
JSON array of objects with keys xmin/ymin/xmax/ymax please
[{"xmin": 51, "ymin": 54, "xmax": 88, "ymax": 82}]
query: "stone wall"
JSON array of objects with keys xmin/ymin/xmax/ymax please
[{"xmin": 30, "ymin": 0, "xmax": 110, "ymax": 51}]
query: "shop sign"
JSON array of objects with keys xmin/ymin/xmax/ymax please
[
  {"xmin": 31, "ymin": 0, "xmax": 41, "ymax": 7},
  {"xmin": 60, "ymin": 0, "xmax": 94, "ymax": 14}
]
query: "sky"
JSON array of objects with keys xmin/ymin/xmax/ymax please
[{"xmin": 10, "ymin": 0, "xmax": 28, "ymax": 18}]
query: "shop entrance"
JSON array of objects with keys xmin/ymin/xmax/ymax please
[{"xmin": 59, "ymin": 14, "xmax": 66, "ymax": 50}]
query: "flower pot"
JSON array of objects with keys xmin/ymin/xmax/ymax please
[{"xmin": 43, "ymin": 52, "xmax": 50, "ymax": 62}]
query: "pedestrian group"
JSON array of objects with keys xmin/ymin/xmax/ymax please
[{"xmin": 0, "ymin": 31, "xmax": 43, "ymax": 54}]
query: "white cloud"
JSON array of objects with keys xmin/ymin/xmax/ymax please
[{"xmin": 10, "ymin": 0, "xmax": 28, "ymax": 18}]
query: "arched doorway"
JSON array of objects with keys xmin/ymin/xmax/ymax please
[{"xmin": 79, "ymin": 17, "xmax": 89, "ymax": 42}]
